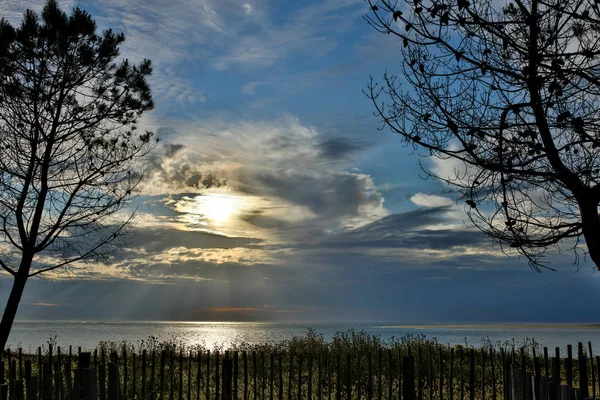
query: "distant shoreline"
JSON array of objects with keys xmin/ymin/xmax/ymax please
[{"xmin": 379, "ymin": 324, "xmax": 600, "ymax": 330}]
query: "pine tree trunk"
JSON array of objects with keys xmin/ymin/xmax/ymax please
[
  {"xmin": 580, "ymin": 200, "xmax": 600, "ymax": 270},
  {"xmin": 0, "ymin": 258, "xmax": 31, "ymax": 352}
]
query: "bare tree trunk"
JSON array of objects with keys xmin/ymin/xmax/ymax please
[
  {"xmin": 580, "ymin": 200, "xmax": 600, "ymax": 269},
  {"xmin": 0, "ymin": 257, "xmax": 31, "ymax": 352}
]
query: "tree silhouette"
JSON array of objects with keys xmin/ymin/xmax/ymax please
[
  {"xmin": 364, "ymin": 0, "xmax": 600, "ymax": 270},
  {"xmin": 0, "ymin": 0, "xmax": 156, "ymax": 349}
]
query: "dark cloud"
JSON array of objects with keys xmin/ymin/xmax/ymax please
[
  {"xmin": 251, "ymin": 171, "xmax": 383, "ymax": 221},
  {"xmin": 317, "ymin": 137, "xmax": 368, "ymax": 159},
  {"xmin": 143, "ymin": 143, "xmax": 228, "ymax": 191},
  {"xmin": 164, "ymin": 143, "xmax": 185, "ymax": 157},
  {"xmin": 126, "ymin": 227, "xmax": 261, "ymax": 253},
  {"xmin": 315, "ymin": 207, "xmax": 486, "ymax": 250}
]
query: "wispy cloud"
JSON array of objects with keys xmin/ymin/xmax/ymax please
[
  {"xmin": 210, "ymin": 0, "xmax": 364, "ymax": 70},
  {"xmin": 31, "ymin": 302, "xmax": 59, "ymax": 307}
]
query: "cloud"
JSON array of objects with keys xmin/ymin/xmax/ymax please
[
  {"xmin": 210, "ymin": 0, "xmax": 364, "ymax": 70},
  {"xmin": 241, "ymin": 82, "xmax": 260, "ymax": 95},
  {"xmin": 125, "ymin": 227, "xmax": 262, "ymax": 253},
  {"xmin": 151, "ymin": 72, "xmax": 207, "ymax": 106},
  {"xmin": 31, "ymin": 302, "xmax": 59, "ymax": 307},
  {"xmin": 0, "ymin": 0, "xmax": 75, "ymax": 25},
  {"xmin": 137, "ymin": 115, "xmax": 387, "ymax": 240},
  {"xmin": 318, "ymin": 137, "xmax": 369, "ymax": 160},
  {"xmin": 140, "ymin": 143, "xmax": 229, "ymax": 195},
  {"xmin": 410, "ymin": 193, "xmax": 454, "ymax": 208}
]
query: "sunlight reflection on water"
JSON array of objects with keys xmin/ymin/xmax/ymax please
[{"xmin": 7, "ymin": 321, "xmax": 600, "ymax": 352}]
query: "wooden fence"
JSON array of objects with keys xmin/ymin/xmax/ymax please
[{"xmin": 1, "ymin": 341, "xmax": 599, "ymax": 400}]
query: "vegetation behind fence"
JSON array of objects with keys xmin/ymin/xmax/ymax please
[{"xmin": 1, "ymin": 331, "xmax": 599, "ymax": 400}]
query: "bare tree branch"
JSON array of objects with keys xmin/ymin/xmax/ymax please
[{"xmin": 365, "ymin": 0, "xmax": 600, "ymax": 271}]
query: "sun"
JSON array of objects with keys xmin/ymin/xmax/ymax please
[{"xmin": 194, "ymin": 193, "xmax": 243, "ymax": 224}]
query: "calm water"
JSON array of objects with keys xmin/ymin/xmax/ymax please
[{"xmin": 7, "ymin": 321, "xmax": 600, "ymax": 352}]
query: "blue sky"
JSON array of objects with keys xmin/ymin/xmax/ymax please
[{"xmin": 1, "ymin": 0, "xmax": 600, "ymax": 323}]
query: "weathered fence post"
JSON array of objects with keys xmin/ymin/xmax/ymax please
[
  {"xmin": 566, "ymin": 345, "xmax": 573, "ymax": 389},
  {"xmin": 160, "ymin": 350, "xmax": 166, "ymax": 400},
  {"xmin": 402, "ymin": 357, "xmax": 415, "ymax": 400},
  {"xmin": 440, "ymin": 348, "xmax": 444, "ymax": 400},
  {"xmin": 308, "ymin": 353, "xmax": 313, "ymax": 400},
  {"xmin": 222, "ymin": 358, "xmax": 233, "ymax": 400},
  {"xmin": 387, "ymin": 350, "xmax": 393, "ymax": 400},
  {"xmin": 449, "ymin": 348, "xmax": 454, "ymax": 400},
  {"xmin": 460, "ymin": 348, "xmax": 465, "ymax": 400},
  {"xmin": 27, "ymin": 379, "xmax": 37, "ymax": 400},
  {"xmin": 252, "ymin": 352, "xmax": 256, "ymax": 400},
  {"xmin": 300, "ymin": 354, "xmax": 305, "ymax": 400},
  {"xmin": 14, "ymin": 380, "xmax": 23, "ymax": 400},
  {"xmin": 533, "ymin": 348, "xmax": 540, "ymax": 400},
  {"xmin": 500, "ymin": 349, "xmax": 507, "ymax": 400},
  {"xmin": 490, "ymin": 347, "xmax": 496, "ymax": 400},
  {"xmin": 378, "ymin": 351, "xmax": 382, "ymax": 400},
  {"xmin": 23, "ymin": 361, "xmax": 30, "ymax": 400},
  {"xmin": 42, "ymin": 364, "xmax": 51, "ymax": 400},
  {"xmin": 151, "ymin": 350, "xmax": 156, "ymax": 400},
  {"xmin": 279, "ymin": 353, "xmax": 284, "ymax": 400},
  {"xmin": 1, "ymin": 384, "xmax": 9, "ymax": 400},
  {"xmin": 510, "ymin": 365, "xmax": 517, "ymax": 400},
  {"xmin": 417, "ymin": 347, "xmax": 422, "ymax": 400},
  {"xmin": 188, "ymin": 350, "xmax": 193, "ymax": 400},
  {"xmin": 397, "ymin": 348, "xmax": 402, "ymax": 400},
  {"xmin": 469, "ymin": 350, "xmax": 475, "ymax": 400},
  {"xmin": 98, "ymin": 355, "xmax": 106, "ymax": 400},
  {"xmin": 552, "ymin": 348, "xmax": 561, "ymax": 400},
  {"xmin": 587, "ymin": 343, "xmax": 595, "ymax": 400},
  {"xmin": 80, "ymin": 367, "xmax": 94, "ymax": 400},
  {"xmin": 243, "ymin": 351, "xmax": 248, "ymax": 400},
  {"xmin": 577, "ymin": 343, "xmax": 588, "ymax": 399},
  {"xmin": 428, "ymin": 349, "xmax": 433, "ymax": 400},
  {"xmin": 289, "ymin": 352, "xmax": 294, "ymax": 400},
  {"xmin": 234, "ymin": 352, "xmax": 239, "ymax": 400},
  {"xmin": 308, "ymin": 354, "xmax": 313, "ymax": 400},
  {"xmin": 367, "ymin": 352, "xmax": 372, "ymax": 400},
  {"xmin": 18, "ymin": 350, "xmax": 22, "ymax": 382},
  {"xmin": 215, "ymin": 351, "xmax": 220, "ymax": 400},
  {"xmin": 346, "ymin": 353, "xmax": 351, "ymax": 400},
  {"xmin": 107, "ymin": 363, "xmax": 120, "ymax": 400},
  {"xmin": 196, "ymin": 350, "xmax": 202, "ymax": 400},
  {"xmin": 543, "ymin": 349, "xmax": 549, "ymax": 380},
  {"xmin": 206, "ymin": 351, "xmax": 210, "ymax": 400},
  {"xmin": 481, "ymin": 348, "xmax": 485, "ymax": 400},
  {"xmin": 520, "ymin": 348, "xmax": 526, "ymax": 400},
  {"xmin": 335, "ymin": 354, "xmax": 340, "ymax": 400}
]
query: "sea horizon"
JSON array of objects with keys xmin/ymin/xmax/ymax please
[{"xmin": 7, "ymin": 320, "xmax": 600, "ymax": 352}]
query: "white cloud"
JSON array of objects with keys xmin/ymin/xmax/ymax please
[
  {"xmin": 410, "ymin": 193, "xmax": 454, "ymax": 208},
  {"xmin": 137, "ymin": 115, "xmax": 388, "ymax": 241}
]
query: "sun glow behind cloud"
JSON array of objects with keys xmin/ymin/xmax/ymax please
[
  {"xmin": 192, "ymin": 193, "xmax": 244, "ymax": 224},
  {"xmin": 172, "ymin": 192, "xmax": 268, "ymax": 238}
]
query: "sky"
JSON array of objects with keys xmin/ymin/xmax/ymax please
[{"xmin": 1, "ymin": 0, "xmax": 600, "ymax": 324}]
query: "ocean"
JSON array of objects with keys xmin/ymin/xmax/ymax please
[{"xmin": 6, "ymin": 321, "xmax": 600, "ymax": 352}]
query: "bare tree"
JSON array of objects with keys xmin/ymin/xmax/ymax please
[
  {"xmin": 364, "ymin": 0, "xmax": 600, "ymax": 270},
  {"xmin": 0, "ymin": 0, "xmax": 156, "ymax": 349}
]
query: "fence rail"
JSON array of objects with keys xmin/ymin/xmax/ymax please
[{"xmin": 1, "ymin": 341, "xmax": 599, "ymax": 400}]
